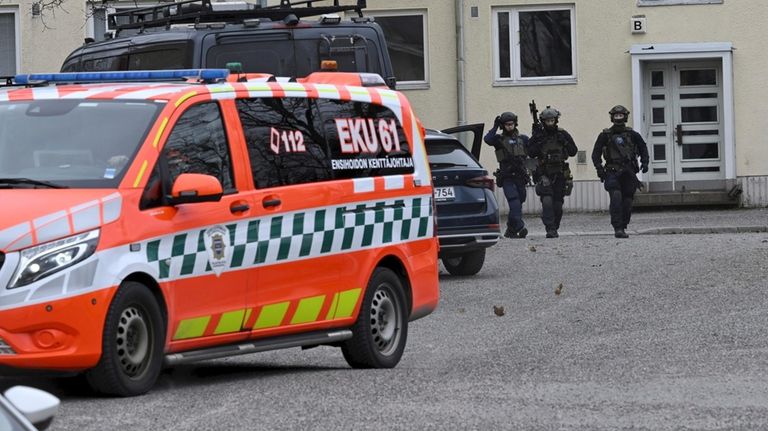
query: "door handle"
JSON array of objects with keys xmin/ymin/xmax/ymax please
[
  {"xmin": 230, "ymin": 203, "xmax": 250, "ymax": 213},
  {"xmin": 675, "ymin": 124, "xmax": 684, "ymax": 146},
  {"xmin": 263, "ymin": 198, "xmax": 281, "ymax": 208}
]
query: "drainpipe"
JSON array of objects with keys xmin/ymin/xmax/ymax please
[{"xmin": 455, "ymin": 0, "xmax": 466, "ymax": 126}]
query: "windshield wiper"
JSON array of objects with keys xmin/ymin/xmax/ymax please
[
  {"xmin": 0, "ymin": 178, "xmax": 68, "ymax": 189},
  {"xmin": 429, "ymin": 162, "xmax": 468, "ymax": 168}
]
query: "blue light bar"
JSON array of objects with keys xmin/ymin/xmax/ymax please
[{"xmin": 14, "ymin": 69, "xmax": 230, "ymax": 85}]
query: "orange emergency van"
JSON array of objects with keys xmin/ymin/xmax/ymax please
[{"xmin": 0, "ymin": 69, "xmax": 439, "ymax": 396}]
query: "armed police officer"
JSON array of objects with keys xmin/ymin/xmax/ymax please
[
  {"xmin": 592, "ymin": 105, "xmax": 649, "ymax": 238},
  {"xmin": 527, "ymin": 106, "xmax": 578, "ymax": 239},
  {"xmin": 484, "ymin": 111, "xmax": 530, "ymax": 238}
]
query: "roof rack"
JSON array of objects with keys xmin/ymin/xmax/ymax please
[{"xmin": 111, "ymin": 0, "xmax": 367, "ymax": 33}]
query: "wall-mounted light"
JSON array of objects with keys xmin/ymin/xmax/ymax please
[{"xmin": 31, "ymin": 2, "xmax": 41, "ymax": 16}]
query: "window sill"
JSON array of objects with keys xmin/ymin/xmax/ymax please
[
  {"xmin": 492, "ymin": 78, "xmax": 577, "ymax": 87},
  {"xmin": 395, "ymin": 82, "xmax": 430, "ymax": 91},
  {"xmin": 637, "ymin": 0, "xmax": 722, "ymax": 5}
]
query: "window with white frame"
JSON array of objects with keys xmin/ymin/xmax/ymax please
[
  {"xmin": 0, "ymin": 10, "xmax": 18, "ymax": 75},
  {"xmin": 493, "ymin": 5, "xmax": 576, "ymax": 84},
  {"xmin": 638, "ymin": 0, "xmax": 722, "ymax": 5},
  {"xmin": 370, "ymin": 11, "xmax": 428, "ymax": 87}
]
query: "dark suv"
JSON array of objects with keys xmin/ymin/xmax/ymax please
[
  {"xmin": 61, "ymin": 0, "xmax": 397, "ymax": 89},
  {"xmin": 426, "ymin": 125, "xmax": 500, "ymax": 276}
]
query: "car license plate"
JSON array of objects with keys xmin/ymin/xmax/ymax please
[{"xmin": 433, "ymin": 186, "xmax": 455, "ymax": 201}]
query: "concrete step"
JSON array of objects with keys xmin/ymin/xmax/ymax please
[{"xmin": 634, "ymin": 190, "xmax": 740, "ymax": 207}]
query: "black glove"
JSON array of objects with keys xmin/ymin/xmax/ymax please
[
  {"xmin": 596, "ymin": 166, "xmax": 606, "ymax": 182},
  {"xmin": 494, "ymin": 116, "xmax": 501, "ymax": 128},
  {"xmin": 641, "ymin": 163, "xmax": 649, "ymax": 173}
]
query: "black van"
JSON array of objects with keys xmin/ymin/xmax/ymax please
[{"xmin": 60, "ymin": 0, "xmax": 397, "ymax": 88}]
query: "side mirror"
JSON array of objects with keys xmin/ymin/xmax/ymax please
[
  {"xmin": 168, "ymin": 173, "xmax": 223, "ymax": 205},
  {"xmin": 4, "ymin": 386, "xmax": 60, "ymax": 431}
]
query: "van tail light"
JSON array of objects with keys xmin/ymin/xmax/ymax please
[{"xmin": 466, "ymin": 175, "xmax": 495, "ymax": 192}]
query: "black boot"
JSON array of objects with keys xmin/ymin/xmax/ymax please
[
  {"xmin": 504, "ymin": 226, "xmax": 514, "ymax": 238},
  {"xmin": 505, "ymin": 226, "xmax": 528, "ymax": 239},
  {"xmin": 546, "ymin": 228, "xmax": 558, "ymax": 238},
  {"xmin": 614, "ymin": 228, "xmax": 628, "ymax": 239}
]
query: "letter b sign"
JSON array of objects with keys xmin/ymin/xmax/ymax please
[{"xmin": 631, "ymin": 17, "xmax": 646, "ymax": 34}]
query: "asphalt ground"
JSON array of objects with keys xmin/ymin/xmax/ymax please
[
  {"xmin": 517, "ymin": 207, "xmax": 768, "ymax": 237},
  {"xmin": 3, "ymin": 207, "xmax": 768, "ymax": 430}
]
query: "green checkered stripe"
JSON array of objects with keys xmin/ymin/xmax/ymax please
[{"xmin": 144, "ymin": 194, "xmax": 433, "ymax": 279}]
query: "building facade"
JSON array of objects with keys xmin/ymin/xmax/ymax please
[
  {"xmin": 366, "ymin": 0, "xmax": 768, "ymax": 211},
  {"xmin": 2, "ymin": 0, "xmax": 768, "ymax": 209}
]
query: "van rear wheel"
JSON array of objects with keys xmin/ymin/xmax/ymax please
[
  {"xmin": 86, "ymin": 282, "xmax": 164, "ymax": 397},
  {"xmin": 341, "ymin": 267, "xmax": 407, "ymax": 368}
]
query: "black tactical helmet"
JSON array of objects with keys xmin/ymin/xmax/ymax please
[
  {"xmin": 539, "ymin": 107, "xmax": 560, "ymax": 121},
  {"xmin": 499, "ymin": 111, "xmax": 518, "ymax": 124},
  {"xmin": 539, "ymin": 107, "xmax": 560, "ymax": 130},
  {"xmin": 609, "ymin": 105, "xmax": 630, "ymax": 124}
]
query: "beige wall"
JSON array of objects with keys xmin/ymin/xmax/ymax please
[
  {"xmin": 373, "ymin": 0, "xmax": 768, "ymax": 182},
  {"xmin": 379, "ymin": 0, "xmax": 767, "ymax": 181},
  {"xmin": 458, "ymin": 0, "xmax": 767, "ymax": 179},
  {"xmin": 2, "ymin": 0, "xmax": 88, "ymax": 73},
  {"xmin": 366, "ymin": 0, "xmax": 458, "ymax": 131}
]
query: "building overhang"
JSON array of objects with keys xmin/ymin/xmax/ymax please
[{"xmin": 629, "ymin": 42, "xmax": 733, "ymax": 56}]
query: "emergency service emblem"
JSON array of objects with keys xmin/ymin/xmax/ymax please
[{"xmin": 204, "ymin": 225, "xmax": 230, "ymax": 277}]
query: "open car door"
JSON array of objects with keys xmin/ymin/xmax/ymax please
[{"xmin": 441, "ymin": 123, "xmax": 485, "ymax": 160}]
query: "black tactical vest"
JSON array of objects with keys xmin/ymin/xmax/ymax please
[
  {"xmin": 496, "ymin": 134, "xmax": 528, "ymax": 177},
  {"xmin": 540, "ymin": 131, "xmax": 566, "ymax": 163},
  {"xmin": 501, "ymin": 135, "xmax": 527, "ymax": 158},
  {"xmin": 535, "ymin": 131, "xmax": 568, "ymax": 176},
  {"xmin": 602, "ymin": 127, "xmax": 636, "ymax": 166}
]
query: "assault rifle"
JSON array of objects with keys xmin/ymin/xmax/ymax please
[{"xmin": 529, "ymin": 99, "xmax": 542, "ymax": 135}]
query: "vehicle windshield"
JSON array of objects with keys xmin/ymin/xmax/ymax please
[{"xmin": 0, "ymin": 99, "xmax": 163, "ymax": 188}]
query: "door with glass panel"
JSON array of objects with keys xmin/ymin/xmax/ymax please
[{"xmin": 645, "ymin": 60, "xmax": 724, "ymax": 191}]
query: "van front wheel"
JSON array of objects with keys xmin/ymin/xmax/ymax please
[
  {"xmin": 342, "ymin": 268, "xmax": 408, "ymax": 368},
  {"xmin": 86, "ymin": 282, "xmax": 165, "ymax": 397}
]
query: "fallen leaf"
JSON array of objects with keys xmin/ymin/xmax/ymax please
[
  {"xmin": 528, "ymin": 245, "xmax": 537, "ymax": 252},
  {"xmin": 493, "ymin": 305, "xmax": 505, "ymax": 316},
  {"xmin": 458, "ymin": 307, "xmax": 465, "ymax": 314},
  {"xmin": 555, "ymin": 283, "xmax": 563, "ymax": 295}
]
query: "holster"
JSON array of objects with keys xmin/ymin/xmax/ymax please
[
  {"xmin": 493, "ymin": 169, "xmax": 503, "ymax": 187},
  {"xmin": 535, "ymin": 175, "xmax": 553, "ymax": 197},
  {"xmin": 563, "ymin": 163, "xmax": 573, "ymax": 196}
]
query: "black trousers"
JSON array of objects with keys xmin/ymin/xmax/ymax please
[
  {"xmin": 536, "ymin": 174, "xmax": 566, "ymax": 230},
  {"xmin": 501, "ymin": 177, "xmax": 527, "ymax": 232},
  {"xmin": 604, "ymin": 170, "xmax": 638, "ymax": 229}
]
